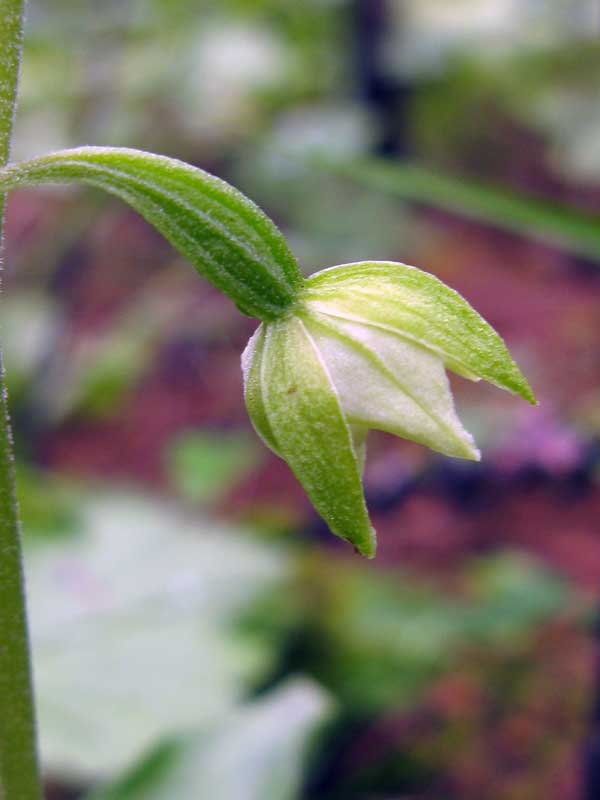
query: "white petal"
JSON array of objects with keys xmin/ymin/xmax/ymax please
[{"xmin": 304, "ymin": 311, "xmax": 480, "ymax": 460}]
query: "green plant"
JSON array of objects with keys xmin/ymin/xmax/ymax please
[{"xmin": 0, "ymin": 3, "xmax": 534, "ymax": 797}]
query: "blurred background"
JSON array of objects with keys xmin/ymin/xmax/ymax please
[{"xmin": 4, "ymin": 1, "xmax": 600, "ymax": 798}]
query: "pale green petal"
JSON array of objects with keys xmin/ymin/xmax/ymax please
[
  {"xmin": 301, "ymin": 308, "xmax": 480, "ymax": 460},
  {"xmin": 260, "ymin": 317, "xmax": 376, "ymax": 558},
  {"xmin": 304, "ymin": 261, "xmax": 536, "ymax": 404}
]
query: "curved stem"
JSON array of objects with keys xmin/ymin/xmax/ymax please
[{"xmin": 0, "ymin": 2, "xmax": 43, "ymax": 798}]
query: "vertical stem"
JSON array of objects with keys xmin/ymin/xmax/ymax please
[{"xmin": 0, "ymin": 2, "xmax": 43, "ymax": 799}]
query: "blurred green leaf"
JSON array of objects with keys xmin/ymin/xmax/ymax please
[
  {"xmin": 280, "ymin": 552, "xmax": 573, "ymax": 711},
  {"xmin": 167, "ymin": 430, "xmax": 261, "ymax": 504},
  {"xmin": 86, "ymin": 680, "xmax": 331, "ymax": 800},
  {"xmin": 462, "ymin": 552, "xmax": 569, "ymax": 641},
  {"xmin": 39, "ymin": 328, "xmax": 154, "ymax": 423},
  {"xmin": 25, "ymin": 492, "xmax": 290, "ymax": 778},
  {"xmin": 17, "ymin": 465, "xmax": 80, "ymax": 539},
  {"xmin": 40, "ymin": 275, "xmax": 203, "ymax": 423},
  {"xmin": 319, "ymin": 157, "xmax": 600, "ymax": 262}
]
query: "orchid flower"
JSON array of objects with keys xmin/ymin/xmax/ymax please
[
  {"xmin": 243, "ymin": 260, "xmax": 535, "ymax": 557},
  {"xmin": 0, "ymin": 148, "xmax": 536, "ymax": 557}
]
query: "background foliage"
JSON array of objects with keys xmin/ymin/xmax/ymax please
[{"xmin": 5, "ymin": 1, "xmax": 600, "ymax": 797}]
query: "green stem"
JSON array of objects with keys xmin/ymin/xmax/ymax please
[{"xmin": 0, "ymin": 2, "xmax": 43, "ymax": 799}]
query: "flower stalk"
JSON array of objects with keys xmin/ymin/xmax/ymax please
[{"xmin": 0, "ymin": 1, "xmax": 43, "ymax": 797}]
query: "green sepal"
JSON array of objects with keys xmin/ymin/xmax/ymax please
[
  {"xmin": 304, "ymin": 261, "xmax": 536, "ymax": 404},
  {"xmin": 0, "ymin": 147, "xmax": 303, "ymax": 321},
  {"xmin": 248, "ymin": 317, "xmax": 376, "ymax": 558}
]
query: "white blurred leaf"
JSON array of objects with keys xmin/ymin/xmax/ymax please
[
  {"xmin": 87, "ymin": 680, "xmax": 332, "ymax": 800},
  {"xmin": 25, "ymin": 493, "xmax": 290, "ymax": 778}
]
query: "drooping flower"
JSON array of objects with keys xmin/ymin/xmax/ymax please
[
  {"xmin": 0, "ymin": 149, "xmax": 535, "ymax": 558},
  {"xmin": 242, "ymin": 261, "xmax": 535, "ymax": 558}
]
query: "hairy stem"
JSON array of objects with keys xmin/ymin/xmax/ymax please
[{"xmin": 0, "ymin": 1, "xmax": 43, "ymax": 798}]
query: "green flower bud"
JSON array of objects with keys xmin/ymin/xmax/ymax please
[{"xmin": 242, "ymin": 261, "xmax": 535, "ymax": 559}]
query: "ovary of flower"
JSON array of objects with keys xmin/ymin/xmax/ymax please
[{"xmin": 242, "ymin": 261, "xmax": 535, "ymax": 558}]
